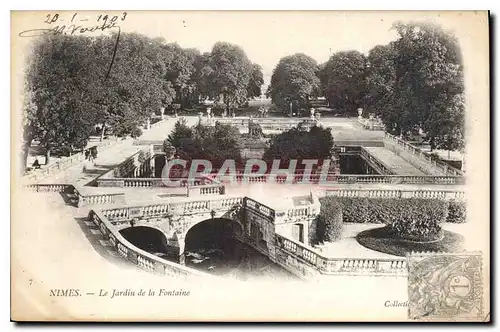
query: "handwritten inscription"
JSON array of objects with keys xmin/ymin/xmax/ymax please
[{"xmin": 19, "ymin": 12, "xmax": 128, "ymax": 37}]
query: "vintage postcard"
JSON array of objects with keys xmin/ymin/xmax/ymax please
[{"xmin": 10, "ymin": 10, "xmax": 490, "ymax": 322}]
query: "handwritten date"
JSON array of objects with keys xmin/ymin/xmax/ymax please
[{"xmin": 19, "ymin": 12, "xmax": 128, "ymax": 38}]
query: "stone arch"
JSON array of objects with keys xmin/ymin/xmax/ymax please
[
  {"xmin": 183, "ymin": 217, "xmax": 243, "ymax": 253},
  {"xmin": 119, "ymin": 225, "xmax": 170, "ymax": 256},
  {"xmin": 181, "ymin": 217, "xmax": 245, "ymax": 268}
]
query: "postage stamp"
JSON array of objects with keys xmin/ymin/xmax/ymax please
[{"xmin": 407, "ymin": 252, "xmax": 483, "ymax": 321}]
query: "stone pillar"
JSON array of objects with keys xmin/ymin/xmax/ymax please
[
  {"xmin": 150, "ymin": 158, "xmax": 155, "ymax": 178},
  {"xmin": 302, "ymin": 221, "xmax": 309, "ymax": 246},
  {"xmin": 146, "ymin": 118, "xmax": 151, "ymax": 130},
  {"xmin": 178, "ymin": 236, "xmax": 186, "ymax": 265}
]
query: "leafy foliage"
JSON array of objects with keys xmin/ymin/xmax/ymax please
[
  {"xmin": 267, "ymin": 53, "xmax": 320, "ymax": 113},
  {"xmin": 363, "ymin": 44, "xmax": 397, "ymax": 120},
  {"xmin": 319, "ymin": 197, "xmax": 453, "ymax": 241},
  {"xmin": 389, "ymin": 22, "xmax": 465, "ymax": 151},
  {"xmin": 447, "ymin": 201, "xmax": 467, "ymax": 223},
  {"xmin": 388, "ymin": 199, "xmax": 446, "ymax": 241},
  {"xmin": 23, "ymin": 35, "xmax": 97, "ymax": 163},
  {"xmin": 167, "ymin": 119, "xmax": 243, "ymax": 168},
  {"xmin": 247, "ymin": 63, "xmax": 264, "ymax": 99},
  {"xmin": 315, "ymin": 197, "xmax": 343, "ymax": 243},
  {"xmin": 263, "ymin": 125, "xmax": 333, "ymax": 167},
  {"xmin": 203, "ymin": 42, "xmax": 254, "ymax": 114},
  {"xmin": 22, "ymin": 33, "xmax": 260, "ymax": 170},
  {"xmin": 319, "ymin": 51, "xmax": 367, "ymax": 115}
]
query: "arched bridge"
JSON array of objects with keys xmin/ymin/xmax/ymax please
[{"xmin": 92, "ymin": 194, "xmax": 320, "ymax": 267}]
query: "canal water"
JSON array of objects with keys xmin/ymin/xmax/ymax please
[
  {"xmin": 184, "ymin": 239, "xmax": 296, "ymax": 281},
  {"xmin": 184, "ymin": 219, "xmax": 296, "ymax": 281},
  {"xmin": 119, "ymin": 221, "xmax": 296, "ymax": 281}
]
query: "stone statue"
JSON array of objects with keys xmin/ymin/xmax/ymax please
[
  {"xmin": 206, "ymin": 107, "xmax": 212, "ymax": 119},
  {"xmin": 358, "ymin": 108, "xmax": 363, "ymax": 119}
]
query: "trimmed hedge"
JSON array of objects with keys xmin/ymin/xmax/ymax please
[
  {"xmin": 388, "ymin": 199, "xmax": 446, "ymax": 241},
  {"xmin": 315, "ymin": 197, "xmax": 343, "ymax": 243},
  {"xmin": 447, "ymin": 201, "xmax": 467, "ymax": 223},
  {"xmin": 318, "ymin": 197, "xmax": 451, "ymax": 242}
]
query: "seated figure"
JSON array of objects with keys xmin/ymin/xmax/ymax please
[{"xmin": 32, "ymin": 158, "xmax": 41, "ymax": 169}]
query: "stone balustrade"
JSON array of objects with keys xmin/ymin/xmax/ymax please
[
  {"xmin": 359, "ymin": 147, "xmax": 396, "ymax": 175},
  {"xmin": 274, "ymin": 233, "xmax": 408, "ymax": 277},
  {"xmin": 101, "ymin": 196, "xmax": 245, "ymax": 223},
  {"xmin": 24, "ymin": 183, "xmax": 72, "ymax": 193},
  {"xmin": 357, "ymin": 118, "xmax": 386, "ymax": 131},
  {"xmin": 190, "ymin": 184, "xmax": 225, "ymax": 196},
  {"xmin": 77, "ymin": 192, "xmax": 125, "ymax": 207},
  {"xmin": 234, "ymin": 173, "xmax": 463, "ymax": 185},
  {"xmin": 322, "ymin": 188, "xmax": 465, "ymax": 200},
  {"xmin": 88, "ymin": 210, "xmax": 211, "ymax": 278},
  {"xmin": 243, "ymin": 197, "xmax": 275, "ymax": 219},
  {"xmin": 96, "ymin": 148, "xmax": 152, "ymax": 181},
  {"xmin": 24, "ymin": 183, "xmax": 125, "ymax": 207},
  {"xmin": 23, "ymin": 138, "xmax": 123, "ymax": 182},
  {"xmin": 384, "ymin": 133, "xmax": 464, "ymax": 177},
  {"xmin": 97, "ymin": 176, "xmax": 214, "ymax": 188}
]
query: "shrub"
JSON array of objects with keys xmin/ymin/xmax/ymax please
[
  {"xmin": 447, "ymin": 201, "xmax": 467, "ymax": 223},
  {"xmin": 389, "ymin": 199, "xmax": 447, "ymax": 241},
  {"xmin": 318, "ymin": 197, "xmax": 449, "ymax": 241},
  {"xmin": 130, "ymin": 126, "xmax": 142, "ymax": 138},
  {"xmin": 316, "ymin": 197, "xmax": 343, "ymax": 243},
  {"xmin": 335, "ymin": 197, "xmax": 384, "ymax": 224}
]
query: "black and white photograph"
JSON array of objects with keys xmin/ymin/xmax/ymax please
[{"xmin": 10, "ymin": 10, "xmax": 490, "ymax": 322}]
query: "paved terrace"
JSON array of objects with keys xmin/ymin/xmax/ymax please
[
  {"xmin": 364, "ymin": 147, "xmax": 425, "ymax": 176},
  {"xmin": 72, "ymin": 182, "xmax": 465, "ymax": 207}
]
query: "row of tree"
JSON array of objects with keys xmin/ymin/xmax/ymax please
[
  {"xmin": 267, "ymin": 21, "xmax": 465, "ymax": 151},
  {"xmin": 165, "ymin": 119, "xmax": 334, "ymax": 170},
  {"xmin": 22, "ymin": 33, "xmax": 264, "ymax": 168}
]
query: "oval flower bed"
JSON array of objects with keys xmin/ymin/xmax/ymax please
[{"xmin": 356, "ymin": 226, "xmax": 464, "ymax": 257}]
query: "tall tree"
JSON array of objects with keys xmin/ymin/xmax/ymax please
[
  {"xmin": 263, "ymin": 125, "xmax": 333, "ymax": 168},
  {"xmin": 167, "ymin": 119, "xmax": 242, "ymax": 168},
  {"xmin": 267, "ymin": 53, "xmax": 320, "ymax": 114},
  {"xmin": 320, "ymin": 51, "xmax": 367, "ymax": 115},
  {"xmin": 205, "ymin": 42, "xmax": 253, "ymax": 115},
  {"xmin": 90, "ymin": 33, "xmax": 174, "ymax": 139},
  {"xmin": 23, "ymin": 34, "xmax": 97, "ymax": 165},
  {"xmin": 391, "ymin": 21, "xmax": 465, "ymax": 150},
  {"xmin": 247, "ymin": 63, "xmax": 264, "ymax": 99},
  {"xmin": 364, "ymin": 43, "xmax": 397, "ymax": 123},
  {"xmin": 163, "ymin": 44, "xmax": 201, "ymax": 109}
]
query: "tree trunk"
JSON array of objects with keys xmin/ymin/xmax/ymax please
[
  {"xmin": 45, "ymin": 148, "xmax": 51, "ymax": 165},
  {"xmin": 100, "ymin": 122, "xmax": 106, "ymax": 142},
  {"xmin": 21, "ymin": 138, "xmax": 32, "ymax": 173},
  {"xmin": 223, "ymin": 93, "xmax": 229, "ymax": 115},
  {"xmin": 429, "ymin": 136, "xmax": 435, "ymax": 152}
]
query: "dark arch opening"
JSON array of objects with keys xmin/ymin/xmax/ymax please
[
  {"xmin": 119, "ymin": 226, "xmax": 173, "ymax": 260},
  {"xmin": 154, "ymin": 155, "xmax": 166, "ymax": 178},
  {"xmin": 185, "ymin": 218, "xmax": 242, "ymax": 252},
  {"xmin": 184, "ymin": 218, "xmax": 244, "ymax": 275}
]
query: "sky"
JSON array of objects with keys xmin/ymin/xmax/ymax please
[
  {"xmin": 118, "ymin": 11, "xmax": 402, "ymax": 83},
  {"xmin": 11, "ymin": 11, "xmax": 483, "ymax": 86}
]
